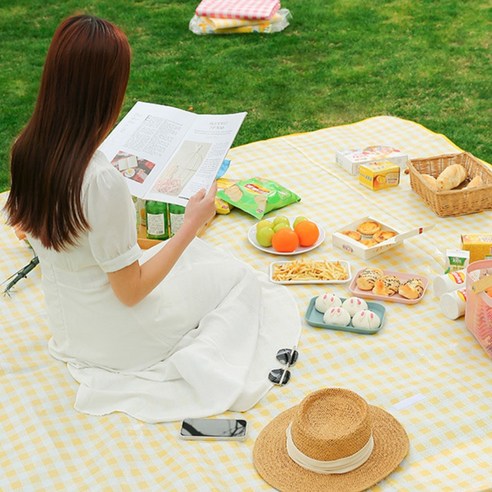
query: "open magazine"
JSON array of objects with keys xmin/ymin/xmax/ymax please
[{"xmin": 99, "ymin": 101, "xmax": 247, "ymax": 206}]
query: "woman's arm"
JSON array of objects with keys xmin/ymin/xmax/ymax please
[{"xmin": 107, "ymin": 183, "xmax": 217, "ymax": 307}]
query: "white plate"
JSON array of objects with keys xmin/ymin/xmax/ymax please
[
  {"xmin": 247, "ymin": 219, "xmax": 325, "ymax": 256},
  {"xmin": 269, "ymin": 260, "xmax": 352, "ymax": 284},
  {"xmin": 123, "ymin": 168, "xmax": 136, "ymax": 178}
]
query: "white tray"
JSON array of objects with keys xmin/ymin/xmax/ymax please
[{"xmin": 269, "ymin": 260, "xmax": 352, "ymax": 284}]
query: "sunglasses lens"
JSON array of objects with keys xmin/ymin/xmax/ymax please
[
  {"xmin": 289, "ymin": 350, "xmax": 299, "ymax": 366},
  {"xmin": 276, "ymin": 348, "xmax": 299, "ymax": 366},
  {"xmin": 268, "ymin": 368, "xmax": 291, "ymax": 386}
]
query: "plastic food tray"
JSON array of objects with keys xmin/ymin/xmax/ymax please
[
  {"xmin": 305, "ymin": 297, "xmax": 385, "ymax": 335},
  {"xmin": 269, "ymin": 260, "xmax": 351, "ymax": 285},
  {"xmin": 349, "ymin": 269, "xmax": 429, "ymax": 304}
]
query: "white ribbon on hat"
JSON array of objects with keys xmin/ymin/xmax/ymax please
[{"xmin": 285, "ymin": 424, "xmax": 374, "ymax": 474}]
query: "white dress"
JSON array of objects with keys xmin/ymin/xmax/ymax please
[{"xmin": 28, "ymin": 151, "xmax": 301, "ymax": 422}]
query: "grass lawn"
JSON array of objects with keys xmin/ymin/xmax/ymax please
[{"xmin": 0, "ymin": 0, "xmax": 490, "ymax": 192}]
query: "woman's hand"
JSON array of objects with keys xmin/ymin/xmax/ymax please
[{"xmin": 183, "ymin": 181, "xmax": 217, "ymax": 235}]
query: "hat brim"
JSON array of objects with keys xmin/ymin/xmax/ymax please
[{"xmin": 253, "ymin": 404, "xmax": 409, "ymax": 492}]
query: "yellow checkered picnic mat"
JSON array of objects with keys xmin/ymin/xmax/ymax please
[{"xmin": 1, "ymin": 116, "xmax": 491, "ymax": 491}]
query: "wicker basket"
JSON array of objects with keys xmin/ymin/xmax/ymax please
[{"xmin": 408, "ymin": 152, "xmax": 492, "ymax": 217}]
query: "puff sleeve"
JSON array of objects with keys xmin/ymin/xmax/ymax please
[{"xmin": 85, "ymin": 162, "xmax": 142, "ymax": 273}]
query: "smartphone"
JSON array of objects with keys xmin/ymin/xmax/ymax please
[{"xmin": 179, "ymin": 418, "xmax": 248, "ymax": 441}]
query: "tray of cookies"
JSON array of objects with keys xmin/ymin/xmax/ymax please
[
  {"xmin": 349, "ymin": 267, "xmax": 429, "ymax": 304},
  {"xmin": 305, "ymin": 294, "xmax": 385, "ymax": 334},
  {"xmin": 332, "ymin": 216, "xmax": 432, "ymax": 259}
]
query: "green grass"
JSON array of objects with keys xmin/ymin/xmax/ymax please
[{"xmin": 1, "ymin": 0, "xmax": 491, "ymax": 192}]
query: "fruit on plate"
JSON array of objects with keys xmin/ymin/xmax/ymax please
[
  {"xmin": 293, "ymin": 216, "xmax": 308, "ymax": 228},
  {"xmin": 273, "ymin": 215, "xmax": 289, "ymax": 227},
  {"xmin": 272, "ymin": 228, "xmax": 299, "ymax": 252},
  {"xmin": 273, "ymin": 222, "xmax": 291, "ymax": 233},
  {"xmin": 256, "ymin": 219, "xmax": 273, "ymax": 231},
  {"xmin": 256, "ymin": 226, "xmax": 275, "ymax": 247},
  {"xmin": 294, "ymin": 220, "xmax": 320, "ymax": 247}
]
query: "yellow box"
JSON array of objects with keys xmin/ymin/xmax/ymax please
[
  {"xmin": 461, "ymin": 234, "xmax": 492, "ymax": 263},
  {"xmin": 358, "ymin": 161, "xmax": 400, "ymax": 191}
]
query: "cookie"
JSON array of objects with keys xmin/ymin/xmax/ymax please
[
  {"xmin": 357, "ymin": 221, "xmax": 381, "ymax": 236},
  {"xmin": 360, "ymin": 238, "xmax": 378, "ymax": 247},
  {"xmin": 373, "ymin": 230, "xmax": 397, "ymax": 243},
  {"xmin": 342, "ymin": 230, "xmax": 362, "ymax": 241}
]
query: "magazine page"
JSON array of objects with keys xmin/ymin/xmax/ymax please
[{"xmin": 99, "ymin": 101, "xmax": 246, "ymax": 206}]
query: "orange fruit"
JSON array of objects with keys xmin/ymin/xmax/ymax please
[
  {"xmin": 294, "ymin": 220, "xmax": 320, "ymax": 247},
  {"xmin": 271, "ymin": 228, "xmax": 299, "ymax": 252}
]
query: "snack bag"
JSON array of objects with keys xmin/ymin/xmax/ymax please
[
  {"xmin": 215, "ymin": 177, "xmax": 237, "ymax": 215},
  {"xmin": 216, "ymin": 177, "xmax": 300, "ymax": 219}
]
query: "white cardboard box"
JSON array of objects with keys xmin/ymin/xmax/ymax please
[
  {"xmin": 332, "ymin": 216, "xmax": 403, "ymax": 260},
  {"xmin": 336, "ymin": 146, "xmax": 409, "ymax": 176}
]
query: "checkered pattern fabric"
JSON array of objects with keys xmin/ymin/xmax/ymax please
[
  {"xmin": 195, "ymin": 0, "xmax": 280, "ymax": 20},
  {"xmin": 1, "ymin": 116, "xmax": 492, "ymax": 490}
]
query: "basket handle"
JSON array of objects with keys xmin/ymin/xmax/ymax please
[{"xmin": 471, "ymin": 275, "xmax": 492, "ymax": 294}]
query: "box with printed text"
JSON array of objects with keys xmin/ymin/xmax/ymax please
[
  {"xmin": 359, "ymin": 161, "xmax": 400, "ymax": 191},
  {"xmin": 336, "ymin": 146, "xmax": 408, "ymax": 176}
]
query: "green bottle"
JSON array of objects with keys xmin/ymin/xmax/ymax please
[
  {"xmin": 169, "ymin": 203, "xmax": 186, "ymax": 237},
  {"xmin": 145, "ymin": 200, "xmax": 169, "ymax": 240}
]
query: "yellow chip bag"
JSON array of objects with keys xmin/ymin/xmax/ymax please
[{"xmin": 215, "ymin": 178, "xmax": 238, "ymax": 214}]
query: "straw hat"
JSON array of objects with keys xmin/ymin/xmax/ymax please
[{"xmin": 253, "ymin": 388, "xmax": 409, "ymax": 492}]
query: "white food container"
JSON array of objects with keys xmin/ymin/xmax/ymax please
[
  {"xmin": 335, "ymin": 146, "xmax": 408, "ymax": 176},
  {"xmin": 332, "ymin": 216, "xmax": 432, "ymax": 260}
]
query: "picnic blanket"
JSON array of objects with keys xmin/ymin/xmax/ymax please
[
  {"xmin": 195, "ymin": 0, "xmax": 280, "ymax": 20},
  {"xmin": 2, "ymin": 116, "xmax": 492, "ymax": 491}
]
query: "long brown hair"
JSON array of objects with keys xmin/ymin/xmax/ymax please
[{"xmin": 5, "ymin": 15, "xmax": 131, "ymax": 251}]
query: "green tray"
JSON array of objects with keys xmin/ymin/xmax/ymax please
[{"xmin": 305, "ymin": 297, "xmax": 385, "ymax": 335}]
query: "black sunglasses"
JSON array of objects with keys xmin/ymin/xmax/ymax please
[{"xmin": 268, "ymin": 347, "xmax": 299, "ymax": 386}]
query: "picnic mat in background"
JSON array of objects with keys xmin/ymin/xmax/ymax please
[{"xmin": 1, "ymin": 116, "xmax": 492, "ymax": 491}]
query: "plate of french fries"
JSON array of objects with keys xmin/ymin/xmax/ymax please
[{"xmin": 269, "ymin": 259, "xmax": 352, "ymax": 284}]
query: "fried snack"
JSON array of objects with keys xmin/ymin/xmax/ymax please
[
  {"xmin": 360, "ymin": 238, "xmax": 378, "ymax": 247},
  {"xmin": 357, "ymin": 221, "xmax": 381, "ymax": 236},
  {"xmin": 398, "ymin": 278, "xmax": 424, "ymax": 299},
  {"xmin": 342, "ymin": 230, "xmax": 362, "ymax": 241},
  {"xmin": 356, "ymin": 267, "xmax": 383, "ymax": 291},
  {"xmin": 373, "ymin": 275, "xmax": 400, "ymax": 296},
  {"xmin": 373, "ymin": 230, "xmax": 397, "ymax": 243},
  {"xmin": 272, "ymin": 260, "xmax": 348, "ymax": 282}
]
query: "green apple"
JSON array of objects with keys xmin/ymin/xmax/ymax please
[
  {"xmin": 273, "ymin": 222, "xmax": 291, "ymax": 233},
  {"xmin": 273, "ymin": 215, "xmax": 290, "ymax": 227},
  {"xmin": 256, "ymin": 227, "xmax": 275, "ymax": 247},
  {"xmin": 256, "ymin": 219, "xmax": 273, "ymax": 231},
  {"xmin": 293, "ymin": 216, "xmax": 308, "ymax": 228}
]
